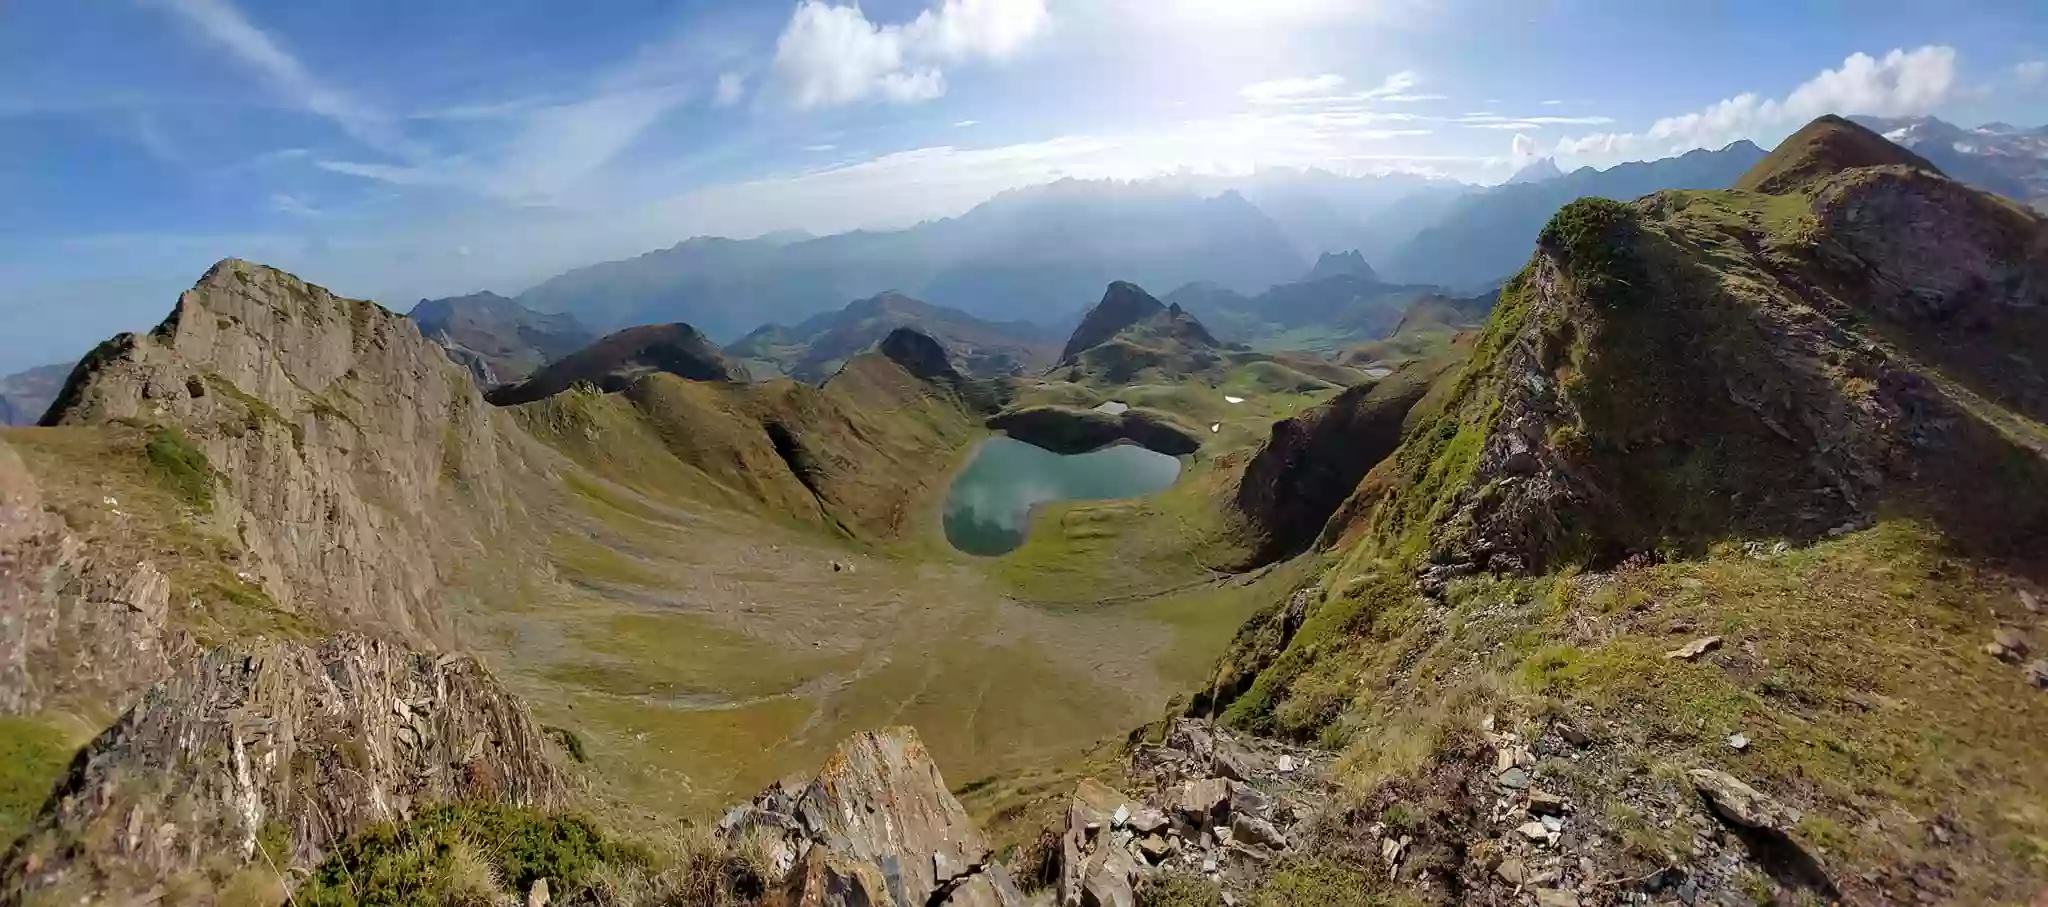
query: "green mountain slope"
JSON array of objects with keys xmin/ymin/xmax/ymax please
[{"xmin": 1197, "ymin": 116, "xmax": 2048, "ymax": 905}]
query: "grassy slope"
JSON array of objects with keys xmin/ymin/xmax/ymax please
[
  {"xmin": 1205, "ymin": 185, "xmax": 2048, "ymax": 902},
  {"xmin": 461, "ymin": 352, "xmax": 1327, "ymax": 820}
]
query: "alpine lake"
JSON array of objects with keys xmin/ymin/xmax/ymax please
[{"xmin": 941, "ymin": 436, "xmax": 1183, "ymax": 556}]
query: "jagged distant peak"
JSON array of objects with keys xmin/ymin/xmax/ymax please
[
  {"xmin": 1307, "ymin": 249, "xmax": 1379, "ymax": 282},
  {"xmin": 1506, "ymin": 156, "xmax": 1565, "ymax": 185}
]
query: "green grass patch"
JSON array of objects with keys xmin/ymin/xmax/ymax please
[
  {"xmin": 0, "ymin": 715, "xmax": 75, "ymax": 845},
  {"xmin": 554, "ymin": 611, "xmax": 859, "ymax": 701},
  {"xmin": 1253, "ymin": 858, "xmax": 1424, "ymax": 907},
  {"xmin": 298, "ymin": 803, "xmax": 645, "ymax": 906},
  {"xmin": 144, "ymin": 426, "xmax": 214, "ymax": 509},
  {"xmin": 549, "ymin": 532, "xmax": 673, "ymax": 588}
]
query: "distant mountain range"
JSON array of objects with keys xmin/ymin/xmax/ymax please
[
  {"xmin": 0, "ymin": 362, "xmax": 69, "ymax": 426},
  {"xmin": 409, "ymin": 291, "xmax": 594, "ymax": 386},
  {"xmin": 728, "ymin": 291, "xmax": 1059, "ymax": 382},
  {"xmin": 1164, "ymin": 266, "xmax": 1453, "ymax": 355},
  {"xmin": 488, "ymin": 118, "xmax": 2048, "ymax": 358},
  {"xmin": 1850, "ymin": 115, "xmax": 2048, "ymax": 208},
  {"xmin": 514, "ymin": 179, "xmax": 1309, "ymax": 341},
  {"xmin": 1379, "ymin": 141, "xmax": 1770, "ymax": 287}
]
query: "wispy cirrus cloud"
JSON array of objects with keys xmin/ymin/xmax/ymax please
[
  {"xmin": 153, "ymin": 0, "xmax": 422, "ymax": 159},
  {"xmin": 1239, "ymin": 71, "xmax": 1445, "ymax": 106}
]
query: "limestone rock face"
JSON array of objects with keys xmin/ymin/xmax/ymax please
[
  {"xmin": 42, "ymin": 258, "xmax": 511, "ymax": 648},
  {"xmin": 2, "ymin": 633, "xmax": 566, "ymax": 899},
  {"xmin": 722, "ymin": 727, "xmax": 1026, "ymax": 907},
  {"xmin": 0, "ymin": 437, "xmax": 178, "ymax": 713}
]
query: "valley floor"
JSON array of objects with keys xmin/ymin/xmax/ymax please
[{"xmin": 454, "ymin": 424, "xmax": 1308, "ymax": 823}]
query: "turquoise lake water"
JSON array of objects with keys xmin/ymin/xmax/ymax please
[{"xmin": 941, "ymin": 437, "xmax": 1182, "ymax": 556}]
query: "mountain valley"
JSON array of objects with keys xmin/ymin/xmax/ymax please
[{"xmin": 1, "ymin": 114, "xmax": 2045, "ymax": 907}]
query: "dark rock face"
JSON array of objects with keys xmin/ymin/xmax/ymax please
[
  {"xmin": 1061, "ymin": 282, "xmax": 1168, "ymax": 363},
  {"xmin": 987, "ymin": 405, "xmax": 1202, "ymax": 457},
  {"xmin": 720, "ymin": 727, "xmax": 1026, "ymax": 907},
  {"xmin": 484, "ymin": 322, "xmax": 746, "ymax": 406},
  {"xmin": 877, "ymin": 326, "xmax": 962, "ymax": 384},
  {"xmin": 1306, "ymin": 250, "xmax": 1379, "ymax": 283},
  {"xmin": 2, "ymin": 634, "xmax": 567, "ymax": 900},
  {"xmin": 1234, "ymin": 355, "xmax": 1462, "ymax": 565}
]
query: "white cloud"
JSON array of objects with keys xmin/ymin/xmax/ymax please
[
  {"xmin": 1367, "ymin": 70, "xmax": 1422, "ymax": 98},
  {"xmin": 2017, "ymin": 60, "xmax": 2048, "ymax": 87},
  {"xmin": 1238, "ymin": 70, "xmax": 1443, "ymax": 107},
  {"xmin": 1509, "ymin": 133, "xmax": 1538, "ymax": 169},
  {"xmin": 805, "ymin": 143, "xmax": 839, "ymax": 152},
  {"xmin": 770, "ymin": 0, "xmax": 1049, "ymax": 108},
  {"xmin": 1540, "ymin": 99, "xmax": 1562, "ymax": 106},
  {"xmin": 1241, "ymin": 74, "xmax": 1348, "ymax": 103},
  {"xmin": 268, "ymin": 193, "xmax": 319, "ymax": 217},
  {"xmin": 1556, "ymin": 45, "xmax": 1958, "ymax": 167},
  {"xmin": 154, "ymin": 0, "xmax": 419, "ymax": 159},
  {"xmin": 955, "ymin": 119, "xmax": 980, "ymax": 127},
  {"xmin": 1458, "ymin": 113, "xmax": 1614, "ymax": 130},
  {"xmin": 715, "ymin": 72, "xmax": 747, "ymax": 106}
]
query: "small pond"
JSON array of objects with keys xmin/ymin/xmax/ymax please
[{"xmin": 942, "ymin": 436, "xmax": 1182, "ymax": 556}]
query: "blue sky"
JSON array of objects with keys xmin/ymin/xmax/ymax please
[{"xmin": 3, "ymin": 0, "xmax": 2047, "ymax": 371}]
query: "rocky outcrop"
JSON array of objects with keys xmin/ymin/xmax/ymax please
[
  {"xmin": 1050, "ymin": 719, "xmax": 1333, "ymax": 907},
  {"xmin": 988, "ymin": 405, "xmax": 1203, "ymax": 456},
  {"xmin": 1234, "ymin": 354, "xmax": 1463, "ymax": 565},
  {"xmin": 0, "ymin": 438, "xmax": 180, "ymax": 713},
  {"xmin": 486, "ymin": 322, "xmax": 745, "ymax": 405},
  {"xmin": 1060, "ymin": 282, "xmax": 1168, "ymax": 363},
  {"xmin": 2, "ymin": 633, "xmax": 566, "ymax": 900},
  {"xmin": 40, "ymin": 259, "xmax": 509, "ymax": 649},
  {"xmin": 719, "ymin": 727, "xmax": 1026, "ymax": 907}
]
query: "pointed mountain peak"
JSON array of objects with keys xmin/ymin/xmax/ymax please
[
  {"xmin": 1735, "ymin": 114, "xmax": 1943, "ymax": 195},
  {"xmin": 1506, "ymin": 156, "xmax": 1565, "ymax": 185},
  {"xmin": 1307, "ymin": 249, "xmax": 1379, "ymax": 282},
  {"xmin": 1060, "ymin": 282, "xmax": 1168, "ymax": 363}
]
